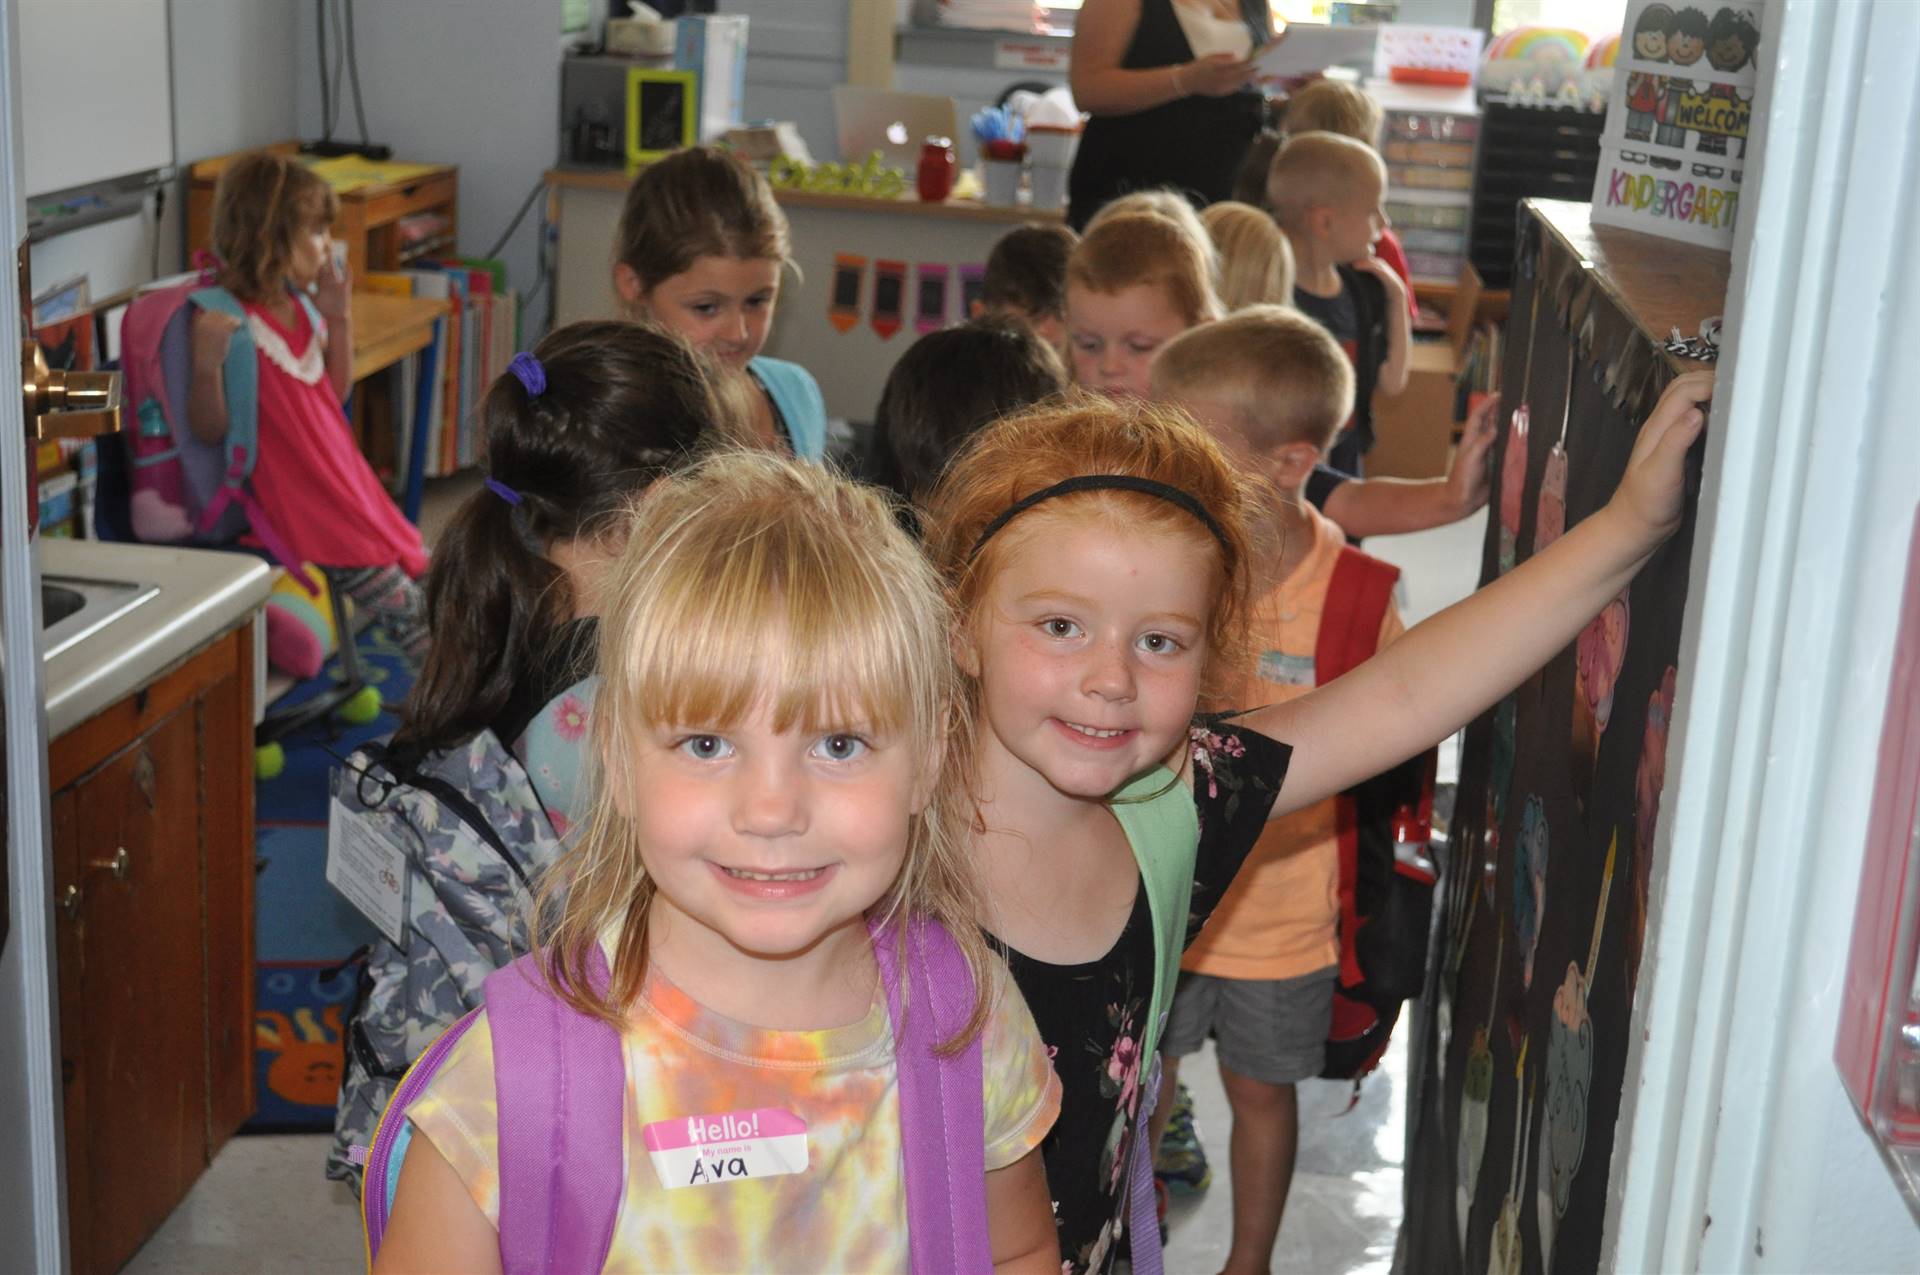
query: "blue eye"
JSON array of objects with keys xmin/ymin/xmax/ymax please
[
  {"xmin": 812, "ymin": 733, "xmax": 867, "ymax": 762},
  {"xmin": 677, "ymin": 734, "xmax": 733, "ymax": 760}
]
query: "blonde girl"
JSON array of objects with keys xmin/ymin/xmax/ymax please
[
  {"xmin": 193, "ymin": 150, "xmax": 430, "ymax": 660},
  {"xmin": 612, "ymin": 146, "xmax": 828, "ymax": 459},
  {"xmin": 1065, "ymin": 212, "xmax": 1224, "ymax": 400},
  {"xmin": 1200, "ymin": 200, "xmax": 1296, "ymax": 310},
  {"xmin": 374, "ymin": 453, "xmax": 1062, "ymax": 1274},
  {"xmin": 922, "ymin": 372, "xmax": 1713, "ymax": 1272}
]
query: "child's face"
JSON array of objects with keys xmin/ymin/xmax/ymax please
[
  {"xmin": 1708, "ymin": 32, "xmax": 1747, "ymax": 71},
  {"xmin": 625, "ymin": 699, "xmax": 925, "ymax": 965},
  {"xmin": 287, "ymin": 221, "xmax": 331, "ymax": 288},
  {"xmin": 968, "ymin": 513, "xmax": 1213, "ymax": 803},
  {"xmin": 1668, "ymin": 30, "xmax": 1705, "ymax": 65},
  {"xmin": 623, "ymin": 254, "xmax": 782, "ymax": 369},
  {"xmin": 1634, "ymin": 28, "xmax": 1668, "ymax": 60},
  {"xmin": 1325, "ymin": 173, "xmax": 1389, "ymax": 264},
  {"xmin": 1066, "ymin": 282, "xmax": 1191, "ymax": 400}
]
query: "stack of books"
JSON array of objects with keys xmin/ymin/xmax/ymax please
[{"xmin": 362, "ymin": 258, "xmax": 518, "ymax": 490}]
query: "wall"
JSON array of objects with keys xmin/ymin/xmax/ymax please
[
  {"xmin": 23, "ymin": 0, "xmax": 297, "ymax": 305},
  {"xmin": 732, "ymin": 0, "xmax": 846, "ymax": 160},
  {"xmin": 291, "ymin": 0, "xmax": 574, "ymax": 321}
]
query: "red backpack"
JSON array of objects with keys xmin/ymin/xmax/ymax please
[{"xmin": 1316, "ymin": 547, "xmax": 1440, "ymax": 1082}]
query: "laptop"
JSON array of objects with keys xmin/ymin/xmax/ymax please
[{"xmin": 833, "ymin": 87, "xmax": 959, "ymax": 170}]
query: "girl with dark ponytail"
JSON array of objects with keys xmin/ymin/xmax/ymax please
[{"xmin": 390, "ymin": 319, "xmax": 738, "ymax": 827}]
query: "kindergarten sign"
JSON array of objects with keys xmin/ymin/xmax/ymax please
[{"xmin": 1591, "ymin": 1, "xmax": 1762, "ymax": 250}]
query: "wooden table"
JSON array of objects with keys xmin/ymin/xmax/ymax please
[
  {"xmin": 350, "ymin": 292, "xmax": 447, "ymax": 383},
  {"xmin": 348, "ymin": 292, "xmax": 447, "ymax": 523}
]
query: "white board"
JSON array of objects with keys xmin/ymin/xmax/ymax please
[{"xmin": 19, "ymin": 0, "xmax": 173, "ymax": 198}]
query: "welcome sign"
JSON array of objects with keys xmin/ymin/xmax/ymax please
[{"xmin": 1591, "ymin": 1, "xmax": 1763, "ymax": 249}]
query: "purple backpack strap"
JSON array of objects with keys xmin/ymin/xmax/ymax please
[
  {"xmin": 484, "ymin": 947, "xmax": 626, "ymax": 1275},
  {"xmin": 868, "ymin": 913, "xmax": 992, "ymax": 1273}
]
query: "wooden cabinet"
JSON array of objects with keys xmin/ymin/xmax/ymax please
[
  {"xmin": 185, "ymin": 141, "xmax": 459, "ymax": 283},
  {"xmin": 50, "ymin": 623, "xmax": 256, "ymax": 1275}
]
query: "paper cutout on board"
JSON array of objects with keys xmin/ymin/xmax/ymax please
[
  {"xmin": 1499, "ymin": 287, "xmax": 1543, "ymax": 574},
  {"xmin": 959, "ymin": 264, "xmax": 987, "ymax": 320},
  {"xmin": 1488, "ymin": 1038, "xmax": 1534, "ymax": 1275},
  {"xmin": 828, "ymin": 254, "xmax": 866, "ymax": 333},
  {"xmin": 1457, "ymin": 931, "xmax": 1504, "ymax": 1253},
  {"xmin": 1516, "ymin": 795, "xmax": 1549, "ymax": 988},
  {"xmin": 871, "ymin": 260, "xmax": 907, "ymax": 340},
  {"xmin": 1631, "ymin": 665, "xmax": 1678, "ymax": 992},
  {"xmin": 1537, "ymin": 831, "xmax": 1618, "ymax": 1264},
  {"xmin": 1572, "ymin": 590, "xmax": 1632, "ymax": 816},
  {"xmin": 915, "ymin": 264, "xmax": 949, "ymax": 335},
  {"xmin": 1536, "ymin": 344, "xmax": 1577, "ymax": 553}
]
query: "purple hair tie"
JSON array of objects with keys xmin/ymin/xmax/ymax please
[
  {"xmin": 484, "ymin": 477, "xmax": 523, "ymax": 507},
  {"xmin": 508, "ymin": 351, "xmax": 546, "ymax": 398}
]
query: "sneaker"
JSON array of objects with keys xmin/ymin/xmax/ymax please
[{"xmin": 1152, "ymin": 1081, "xmax": 1212, "ymax": 1193}]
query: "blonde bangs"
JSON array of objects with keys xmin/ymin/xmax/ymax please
[{"xmin": 612, "ymin": 505, "xmax": 931, "ymax": 743}]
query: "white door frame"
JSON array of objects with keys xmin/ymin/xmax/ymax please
[
  {"xmin": 0, "ymin": 0, "xmax": 68, "ymax": 1266},
  {"xmin": 1605, "ymin": 1, "xmax": 1920, "ymax": 1269}
]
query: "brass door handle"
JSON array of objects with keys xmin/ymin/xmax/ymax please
[
  {"xmin": 58, "ymin": 884, "xmax": 81, "ymax": 920},
  {"xmin": 21, "ymin": 339, "xmax": 120, "ymax": 439},
  {"xmin": 88, "ymin": 847, "xmax": 130, "ymax": 881}
]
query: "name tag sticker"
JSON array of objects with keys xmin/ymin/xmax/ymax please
[{"xmin": 642, "ymin": 1107, "xmax": 809, "ymax": 1189}]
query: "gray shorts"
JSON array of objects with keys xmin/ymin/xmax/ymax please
[{"xmin": 1160, "ymin": 967, "xmax": 1338, "ymax": 1085}]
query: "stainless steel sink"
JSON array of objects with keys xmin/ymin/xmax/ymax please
[{"xmin": 41, "ymin": 575, "xmax": 160, "ymax": 662}]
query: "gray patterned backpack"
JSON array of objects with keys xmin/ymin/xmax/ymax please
[{"xmin": 325, "ymin": 729, "xmax": 564, "ymax": 1191}]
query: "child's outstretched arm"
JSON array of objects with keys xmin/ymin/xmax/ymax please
[
  {"xmin": 986, "ymin": 1146, "xmax": 1062, "ymax": 1273},
  {"xmin": 1322, "ymin": 392, "xmax": 1499, "ymax": 538},
  {"xmin": 372, "ymin": 1134, "xmax": 502, "ymax": 1275},
  {"xmin": 1250, "ymin": 370, "xmax": 1712, "ymax": 818}
]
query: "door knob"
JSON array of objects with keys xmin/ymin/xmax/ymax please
[
  {"xmin": 58, "ymin": 884, "xmax": 81, "ymax": 920},
  {"xmin": 22, "ymin": 338, "xmax": 120, "ymax": 439}
]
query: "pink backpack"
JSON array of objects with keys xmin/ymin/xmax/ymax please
[
  {"xmin": 361, "ymin": 914, "xmax": 991, "ymax": 1274},
  {"xmin": 119, "ymin": 278, "xmax": 309, "ymax": 577}
]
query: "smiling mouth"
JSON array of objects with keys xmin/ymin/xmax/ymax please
[
  {"xmin": 719, "ymin": 866, "xmax": 827, "ymax": 882},
  {"xmin": 1052, "ymin": 719, "xmax": 1137, "ymax": 750}
]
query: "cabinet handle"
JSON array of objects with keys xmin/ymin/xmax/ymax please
[
  {"xmin": 88, "ymin": 847, "xmax": 130, "ymax": 882},
  {"xmin": 58, "ymin": 884, "xmax": 81, "ymax": 920}
]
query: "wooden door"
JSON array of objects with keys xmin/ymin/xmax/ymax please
[{"xmin": 62, "ymin": 708, "xmax": 208, "ymax": 1275}]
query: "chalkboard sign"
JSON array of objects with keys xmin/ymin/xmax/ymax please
[{"xmin": 626, "ymin": 69, "xmax": 697, "ymax": 170}]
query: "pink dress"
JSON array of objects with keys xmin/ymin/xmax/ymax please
[{"xmin": 241, "ymin": 298, "xmax": 428, "ymax": 578}]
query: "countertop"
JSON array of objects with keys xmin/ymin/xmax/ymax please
[{"xmin": 41, "ymin": 540, "xmax": 273, "ymax": 739}]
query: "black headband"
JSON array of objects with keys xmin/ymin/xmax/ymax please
[{"xmin": 967, "ymin": 474, "xmax": 1232, "ymax": 563}]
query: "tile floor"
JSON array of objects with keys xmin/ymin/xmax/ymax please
[{"xmin": 121, "ymin": 497, "xmax": 1484, "ymax": 1274}]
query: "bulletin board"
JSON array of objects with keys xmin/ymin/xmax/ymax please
[
  {"xmin": 18, "ymin": 0, "xmax": 174, "ymax": 198},
  {"xmin": 1401, "ymin": 201, "xmax": 1721, "ymax": 1274}
]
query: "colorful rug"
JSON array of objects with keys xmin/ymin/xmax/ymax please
[{"xmin": 244, "ymin": 625, "xmax": 414, "ymax": 1134}]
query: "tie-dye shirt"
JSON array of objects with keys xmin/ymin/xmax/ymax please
[{"xmin": 407, "ymin": 952, "xmax": 1061, "ymax": 1273}]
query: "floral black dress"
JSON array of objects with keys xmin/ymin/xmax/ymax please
[{"xmin": 994, "ymin": 719, "xmax": 1291, "ymax": 1273}]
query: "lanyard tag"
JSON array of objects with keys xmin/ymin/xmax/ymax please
[
  {"xmin": 641, "ymin": 1108, "xmax": 809, "ymax": 1190},
  {"xmin": 325, "ymin": 778, "xmax": 409, "ymax": 946}
]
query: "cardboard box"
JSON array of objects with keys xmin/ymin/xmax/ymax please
[{"xmin": 1366, "ymin": 339, "xmax": 1458, "ymax": 480}]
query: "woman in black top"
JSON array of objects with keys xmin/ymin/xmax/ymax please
[{"xmin": 1066, "ymin": 0, "xmax": 1272, "ymax": 230}]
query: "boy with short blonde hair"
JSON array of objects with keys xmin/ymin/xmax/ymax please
[
  {"xmin": 1147, "ymin": 305, "xmax": 1406, "ymax": 1274},
  {"xmin": 1268, "ymin": 132, "xmax": 1411, "ymax": 481}
]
